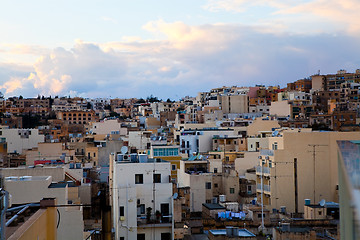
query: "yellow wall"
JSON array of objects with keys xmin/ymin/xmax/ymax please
[
  {"xmin": 161, "ymin": 156, "xmax": 182, "ymax": 180},
  {"xmin": 268, "ymin": 131, "xmax": 360, "ymax": 213},
  {"xmin": 8, "ymin": 207, "xmax": 56, "ymax": 240}
]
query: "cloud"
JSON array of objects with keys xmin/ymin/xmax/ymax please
[
  {"xmin": 203, "ymin": 0, "xmax": 360, "ymax": 35},
  {"xmin": 1, "ymin": 20, "xmax": 360, "ymax": 99},
  {"xmin": 101, "ymin": 16, "xmax": 118, "ymax": 24},
  {"xmin": 203, "ymin": 0, "xmax": 293, "ymax": 13},
  {"xmin": 275, "ymin": 0, "xmax": 360, "ymax": 34},
  {"xmin": 0, "ymin": 43, "xmax": 50, "ymax": 56}
]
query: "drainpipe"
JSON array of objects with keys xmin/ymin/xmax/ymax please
[{"xmin": 0, "ymin": 189, "xmax": 9, "ymax": 240}]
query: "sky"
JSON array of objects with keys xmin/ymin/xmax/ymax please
[{"xmin": 1, "ymin": 0, "xmax": 360, "ymax": 100}]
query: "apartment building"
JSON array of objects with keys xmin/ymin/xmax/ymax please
[
  {"xmin": 110, "ymin": 153, "xmax": 173, "ymax": 240},
  {"xmin": 4, "ymin": 176, "xmax": 83, "ymax": 240},
  {"xmin": 219, "ymin": 94, "xmax": 249, "ymax": 114},
  {"xmin": 149, "ymin": 145, "xmax": 182, "ymax": 181},
  {"xmin": 88, "ymin": 118, "xmax": 127, "ymax": 135},
  {"xmin": 337, "ymin": 140, "xmax": 360, "ymax": 240},
  {"xmin": 287, "ymin": 78, "xmax": 312, "ymax": 93},
  {"xmin": 0, "ymin": 127, "xmax": 44, "ymax": 154},
  {"xmin": 179, "ymin": 128, "xmax": 234, "ymax": 156},
  {"xmin": 25, "ymin": 142, "xmax": 76, "ymax": 165},
  {"xmin": 312, "ymin": 69, "xmax": 360, "ymax": 91},
  {"xmin": 256, "ymin": 130, "xmax": 360, "ymax": 213},
  {"xmin": 56, "ymin": 110, "xmax": 97, "ymax": 125}
]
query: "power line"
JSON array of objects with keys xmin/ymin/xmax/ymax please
[{"xmin": 308, "ymin": 144, "xmax": 327, "ymax": 204}]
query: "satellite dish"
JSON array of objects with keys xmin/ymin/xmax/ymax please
[
  {"xmin": 319, "ymin": 199, "xmax": 325, "ymax": 207},
  {"xmin": 121, "ymin": 146, "xmax": 128, "ymax": 155}
]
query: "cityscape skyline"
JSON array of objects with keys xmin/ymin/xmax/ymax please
[{"xmin": 1, "ymin": 1, "xmax": 360, "ymax": 100}]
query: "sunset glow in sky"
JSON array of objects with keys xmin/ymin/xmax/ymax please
[{"xmin": 1, "ymin": 0, "xmax": 360, "ymax": 99}]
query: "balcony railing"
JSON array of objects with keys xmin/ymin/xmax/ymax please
[
  {"xmin": 260, "ymin": 149, "xmax": 274, "ymax": 156},
  {"xmin": 256, "ymin": 166, "xmax": 270, "ymax": 175},
  {"xmin": 137, "ymin": 214, "xmax": 172, "ymax": 226},
  {"xmin": 256, "ymin": 184, "xmax": 270, "ymax": 193}
]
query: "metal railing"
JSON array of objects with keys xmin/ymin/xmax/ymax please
[
  {"xmin": 256, "ymin": 166, "xmax": 270, "ymax": 174},
  {"xmin": 256, "ymin": 184, "xmax": 270, "ymax": 192},
  {"xmin": 136, "ymin": 214, "xmax": 172, "ymax": 225}
]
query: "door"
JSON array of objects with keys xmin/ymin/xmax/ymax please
[{"xmin": 160, "ymin": 203, "xmax": 170, "ymax": 223}]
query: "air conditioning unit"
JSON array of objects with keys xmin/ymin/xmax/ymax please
[{"xmin": 116, "ymin": 154, "xmax": 124, "ymax": 162}]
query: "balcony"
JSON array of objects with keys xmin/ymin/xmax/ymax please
[
  {"xmin": 137, "ymin": 214, "xmax": 172, "ymax": 227},
  {"xmin": 260, "ymin": 149, "xmax": 274, "ymax": 156},
  {"xmin": 256, "ymin": 166, "xmax": 270, "ymax": 176},
  {"xmin": 256, "ymin": 184, "xmax": 271, "ymax": 194}
]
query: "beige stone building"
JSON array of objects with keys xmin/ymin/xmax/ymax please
[
  {"xmin": 219, "ymin": 95, "xmax": 249, "ymax": 114},
  {"xmin": 256, "ymin": 130, "xmax": 360, "ymax": 213}
]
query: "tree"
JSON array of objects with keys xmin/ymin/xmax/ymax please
[
  {"xmin": 104, "ymin": 104, "xmax": 112, "ymax": 111},
  {"xmin": 86, "ymin": 102, "xmax": 92, "ymax": 109},
  {"xmin": 147, "ymin": 95, "xmax": 160, "ymax": 103},
  {"xmin": 136, "ymin": 98, "xmax": 146, "ymax": 104}
]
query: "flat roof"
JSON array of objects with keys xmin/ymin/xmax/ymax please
[
  {"xmin": 209, "ymin": 228, "xmax": 256, "ymax": 237},
  {"xmin": 5, "ymin": 176, "xmax": 51, "ymax": 182},
  {"xmin": 202, "ymin": 203, "xmax": 226, "ymax": 210}
]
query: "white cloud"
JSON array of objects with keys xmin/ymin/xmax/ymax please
[
  {"xmin": 0, "ymin": 20, "xmax": 360, "ymax": 99},
  {"xmin": 204, "ymin": 0, "xmax": 360, "ymax": 35}
]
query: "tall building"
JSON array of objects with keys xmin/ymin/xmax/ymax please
[
  {"xmin": 110, "ymin": 153, "xmax": 173, "ymax": 240},
  {"xmin": 337, "ymin": 140, "xmax": 360, "ymax": 240},
  {"xmin": 256, "ymin": 130, "xmax": 360, "ymax": 213}
]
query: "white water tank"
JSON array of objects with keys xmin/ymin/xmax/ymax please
[{"xmin": 219, "ymin": 195, "xmax": 226, "ymax": 202}]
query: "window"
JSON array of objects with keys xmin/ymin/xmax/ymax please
[
  {"xmin": 206, "ymin": 199, "xmax": 211, "ymax": 203},
  {"xmin": 230, "ymin": 188, "xmax": 235, "ymax": 194},
  {"xmin": 272, "ymin": 142, "xmax": 278, "ymax": 150},
  {"xmin": 137, "ymin": 204, "xmax": 145, "ymax": 216},
  {"xmin": 119, "ymin": 206, "xmax": 124, "ymax": 216},
  {"xmin": 205, "ymin": 182, "xmax": 211, "ymax": 189},
  {"xmin": 214, "ymin": 168, "xmax": 218, "ymax": 173},
  {"xmin": 247, "ymin": 185, "xmax": 252, "ymax": 192},
  {"xmin": 161, "ymin": 233, "xmax": 171, "ymax": 240},
  {"xmin": 135, "ymin": 174, "xmax": 143, "ymax": 184},
  {"xmin": 137, "ymin": 234, "xmax": 145, "ymax": 240},
  {"xmin": 257, "ymin": 213, "xmax": 265, "ymax": 218},
  {"xmin": 120, "ymin": 237, "xmax": 125, "ymax": 240},
  {"xmin": 153, "ymin": 174, "xmax": 161, "ymax": 183},
  {"xmin": 172, "ymin": 164, "xmax": 176, "ymax": 171},
  {"xmin": 214, "ymin": 183, "xmax": 218, "ymax": 188}
]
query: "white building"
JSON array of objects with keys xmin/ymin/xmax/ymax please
[
  {"xmin": 128, "ymin": 131, "xmax": 152, "ymax": 150},
  {"xmin": 0, "ymin": 127, "xmax": 44, "ymax": 154},
  {"xmin": 179, "ymin": 128, "xmax": 235, "ymax": 155},
  {"xmin": 89, "ymin": 119, "xmax": 127, "ymax": 135},
  {"xmin": 110, "ymin": 154, "xmax": 173, "ymax": 240},
  {"xmin": 4, "ymin": 176, "xmax": 84, "ymax": 240}
]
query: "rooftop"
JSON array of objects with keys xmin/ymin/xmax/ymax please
[
  {"xmin": 209, "ymin": 228, "xmax": 256, "ymax": 237},
  {"xmin": 5, "ymin": 176, "xmax": 51, "ymax": 182},
  {"xmin": 202, "ymin": 203, "xmax": 226, "ymax": 210}
]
